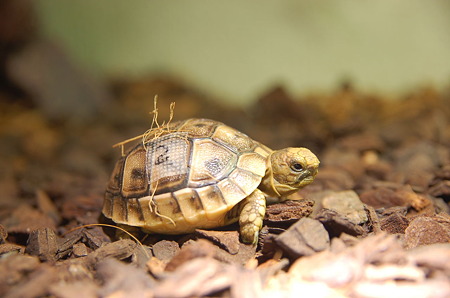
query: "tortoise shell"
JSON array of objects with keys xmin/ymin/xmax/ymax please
[{"xmin": 103, "ymin": 118, "xmax": 272, "ymax": 234}]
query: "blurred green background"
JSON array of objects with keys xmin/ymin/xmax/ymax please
[{"xmin": 35, "ymin": 0, "xmax": 450, "ymax": 105}]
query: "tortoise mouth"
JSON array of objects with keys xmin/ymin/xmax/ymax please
[
  {"xmin": 295, "ymin": 171, "xmax": 315, "ymax": 186},
  {"xmin": 297, "ymin": 170, "xmax": 312, "ymax": 182}
]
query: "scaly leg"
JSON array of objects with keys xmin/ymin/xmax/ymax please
[{"xmin": 238, "ymin": 189, "xmax": 266, "ymax": 244}]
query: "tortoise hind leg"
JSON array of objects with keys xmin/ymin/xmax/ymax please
[
  {"xmin": 114, "ymin": 223, "xmax": 143, "ymax": 240},
  {"xmin": 237, "ymin": 189, "xmax": 266, "ymax": 244}
]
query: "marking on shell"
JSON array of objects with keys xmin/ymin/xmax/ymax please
[{"xmin": 146, "ymin": 132, "xmax": 190, "ymax": 189}]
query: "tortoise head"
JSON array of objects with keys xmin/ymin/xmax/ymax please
[{"xmin": 263, "ymin": 147, "xmax": 319, "ymax": 200}]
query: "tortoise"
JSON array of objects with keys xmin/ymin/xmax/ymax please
[{"xmin": 103, "ymin": 118, "xmax": 319, "ymax": 244}]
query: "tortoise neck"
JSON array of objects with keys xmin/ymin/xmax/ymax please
[
  {"xmin": 259, "ymin": 152, "xmax": 299, "ymax": 199},
  {"xmin": 259, "ymin": 152, "xmax": 282, "ymax": 198}
]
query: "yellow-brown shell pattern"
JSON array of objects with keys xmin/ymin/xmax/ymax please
[{"xmin": 103, "ymin": 119, "xmax": 271, "ymax": 234}]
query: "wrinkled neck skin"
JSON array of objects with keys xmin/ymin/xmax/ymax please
[{"xmin": 259, "ymin": 153, "xmax": 299, "ymax": 201}]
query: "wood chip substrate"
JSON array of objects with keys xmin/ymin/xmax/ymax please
[{"xmin": 1, "ymin": 77, "xmax": 449, "ymax": 297}]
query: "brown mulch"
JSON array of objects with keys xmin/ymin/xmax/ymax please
[
  {"xmin": 0, "ymin": 76, "xmax": 449, "ymax": 297},
  {"xmin": 1, "ymin": 2, "xmax": 449, "ymax": 296}
]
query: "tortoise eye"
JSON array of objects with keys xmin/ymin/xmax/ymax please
[{"xmin": 290, "ymin": 163, "xmax": 304, "ymax": 172}]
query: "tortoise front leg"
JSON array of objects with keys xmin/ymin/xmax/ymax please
[{"xmin": 238, "ymin": 189, "xmax": 266, "ymax": 244}]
